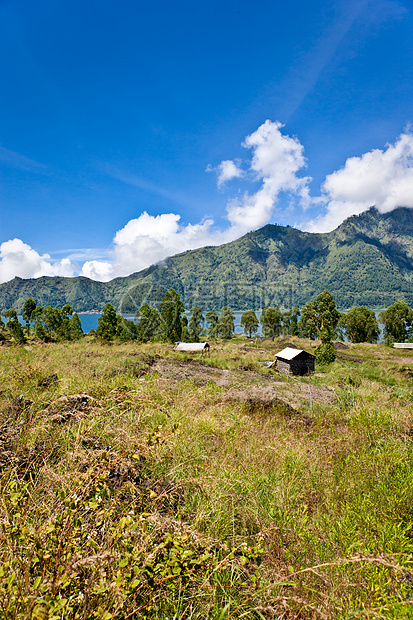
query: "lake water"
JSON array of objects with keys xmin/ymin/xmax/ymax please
[
  {"xmin": 14, "ymin": 311, "xmax": 263, "ymax": 335},
  {"xmin": 14, "ymin": 310, "xmax": 384, "ymax": 340},
  {"xmin": 78, "ymin": 311, "xmax": 263, "ymax": 335}
]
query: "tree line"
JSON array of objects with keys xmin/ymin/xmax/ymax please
[
  {"xmin": 73, "ymin": 288, "xmax": 413, "ymax": 350},
  {"xmin": 0, "ymin": 299, "xmax": 83, "ymax": 344},
  {"xmin": 1, "ymin": 288, "xmax": 413, "ymax": 348}
]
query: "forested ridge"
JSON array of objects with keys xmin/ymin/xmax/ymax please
[{"xmin": 2, "ymin": 207, "xmax": 413, "ymax": 313}]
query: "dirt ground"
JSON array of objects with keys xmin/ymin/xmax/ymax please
[{"xmin": 149, "ymin": 358, "xmax": 335, "ymax": 410}]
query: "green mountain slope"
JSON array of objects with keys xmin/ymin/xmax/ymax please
[{"xmin": 2, "ymin": 207, "xmax": 413, "ymax": 313}]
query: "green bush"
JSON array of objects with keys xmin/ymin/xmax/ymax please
[{"xmin": 315, "ymin": 342, "xmax": 336, "ymax": 365}]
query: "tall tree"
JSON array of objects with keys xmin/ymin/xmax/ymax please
[
  {"xmin": 181, "ymin": 314, "xmax": 189, "ymax": 342},
  {"xmin": 32, "ymin": 305, "xmax": 46, "ymax": 340},
  {"xmin": 260, "ymin": 307, "xmax": 282, "ymax": 338},
  {"xmin": 41, "ymin": 306, "xmax": 63, "ymax": 339},
  {"xmin": 290, "ymin": 307, "xmax": 300, "ymax": 336},
  {"xmin": 241, "ymin": 310, "xmax": 259, "ymax": 338},
  {"xmin": 206, "ymin": 310, "xmax": 219, "ymax": 338},
  {"xmin": 344, "ymin": 306, "xmax": 380, "ymax": 343},
  {"xmin": 281, "ymin": 307, "xmax": 300, "ymax": 336},
  {"xmin": 57, "ymin": 304, "xmax": 74, "ymax": 340},
  {"xmin": 30, "ymin": 304, "xmax": 84, "ymax": 341},
  {"xmin": 159, "ymin": 288, "xmax": 185, "ymax": 342},
  {"xmin": 135, "ymin": 303, "xmax": 162, "ymax": 342},
  {"xmin": 299, "ymin": 290, "xmax": 340, "ymax": 343},
  {"xmin": 217, "ymin": 306, "xmax": 235, "ymax": 339},
  {"xmin": 117, "ymin": 317, "xmax": 138, "ymax": 342},
  {"xmin": 96, "ymin": 303, "xmax": 120, "ymax": 341},
  {"xmin": 379, "ymin": 301, "xmax": 413, "ymax": 345},
  {"xmin": 69, "ymin": 313, "xmax": 84, "ymax": 340},
  {"xmin": 4, "ymin": 309, "xmax": 25, "ymax": 344},
  {"xmin": 22, "ymin": 298, "xmax": 36, "ymax": 335},
  {"xmin": 188, "ymin": 307, "xmax": 204, "ymax": 342},
  {"xmin": 61, "ymin": 304, "xmax": 73, "ymax": 317}
]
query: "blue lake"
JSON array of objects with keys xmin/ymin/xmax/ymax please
[
  {"xmin": 15, "ymin": 311, "xmax": 262, "ymax": 335},
  {"xmin": 77, "ymin": 311, "xmax": 263, "ymax": 335},
  {"xmin": 15, "ymin": 310, "xmax": 383, "ymax": 340}
]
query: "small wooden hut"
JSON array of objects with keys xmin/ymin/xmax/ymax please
[{"xmin": 275, "ymin": 347, "xmax": 315, "ymax": 376}]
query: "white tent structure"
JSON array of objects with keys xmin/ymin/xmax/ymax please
[{"xmin": 174, "ymin": 342, "xmax": 210, "ymax": 353}]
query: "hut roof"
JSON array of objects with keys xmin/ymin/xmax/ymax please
[
  {"xmin": 275, "ymin": 347, "xmax": 315, "ymax": 361},
  {"xmin": 174, "ymin": 342, "xmax": 210, "ymax": 351}
]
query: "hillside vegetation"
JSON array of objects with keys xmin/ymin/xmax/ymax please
[
  {"xmin": 1, "ymin": 336, "xmax": 413, "ymax": 618},
  {"xmin": 2, "ymin": 207, "xmax": 413, "ymax": 313}
]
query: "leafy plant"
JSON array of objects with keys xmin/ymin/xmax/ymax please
[
  {"xmin": 315, "ymin": 341, "xmax": 336, "ymax": 365},
  {"xmin": 217, "ymin": 306, "xmax": 235, "ymax": 339},
  {"xmin": 379, "ymin": 300, "xmax": 413, "ymax": 345},
  {"xmin": 299, "ymin": 290, "xmax": 340, "ymax": 343},
  {"xmin": 240, "ymin": 310, "xmax": 259, "ymax": 338}
]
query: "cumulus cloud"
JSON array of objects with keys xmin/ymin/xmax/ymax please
[
  {"xmin": 63, "ymin": 121, "xmax": 315, "ymax": 281},
  {"xmin": 80, "ymin": 260, "xmax": 114, "ymax": 281},
  {"xmin": 226, "ymin": 120, "xmax": 311, "ymax": 232},
  {"xmin": 5, "ymin": 122, "xmax": 413, "ymax": 285},
  {"xmin": 306, "ymin": 131, "xmax": 413, "ymax": 232},
  {"xmin": 85, "ymin": 125, "xmax": 413, "ymax": 281},
  {"xmin": 215, "ymin": 159, "xmax": 244, "ymax": 187},
  {"xmin": 80, "ymin": 122, "xmax": 313, "ymax": 281},
  {"xmin": 0, "ymin": 238, "xmax": 75, "ymax": 284},
  {"xmin": 80, "ymin": 212, "xmax": 216, "ymax": 281}
]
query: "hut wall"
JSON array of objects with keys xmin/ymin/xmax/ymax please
[
  {"xmin": 277, "ymin": 358, "xmax": 314, "ymax": 376},
  {"xmin": 277, "ymin": 359, "xmax": 293, "ymax": 375}
]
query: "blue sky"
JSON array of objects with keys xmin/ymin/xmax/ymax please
[{"xmin": 1, "ymin": 0, "xmax": 413, "ymax": 282}]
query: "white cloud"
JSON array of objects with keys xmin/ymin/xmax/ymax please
[
  {"xmin": 215, "ymin": 159, "xmax": 244, "ymax": 187},
  {"xmin": 80, "ymin": 212, "xmax": 216, "ymax": 281},
  {"xmin": 244, "ymin": 120, "xmax": 307, "ymax": 185},
  {"xmin": 0, "ymin": 238, "xmax": 75, "ymax": 284},
  {"xmin": 5, "ymin": 123, "xmax": 413, "ymax": 285},
  {"xmin": 80, "ymin": 260, "xmax": 114, "ymax": 281},
  {"xmin": 74, "ymin": 121, "xmax": 315, "ymax": 281},
  {"xmin": 306, "ymin": 131, "xmax": 413, "ymax": 232},
  {"xmin": 86, "ymin": 125, "xmax": 413, "ymax": 281},
  {"xmin": 226, "ymin": 120, "xmax": 311, "ymax": 232},
  {"xmin": 81, "ymin": 122, "xmax": 312, "ymax": 281}
]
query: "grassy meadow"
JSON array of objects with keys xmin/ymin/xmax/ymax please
[{"xmin": 0, "ymin": 335, "xmax": 413, "ymax": 619}]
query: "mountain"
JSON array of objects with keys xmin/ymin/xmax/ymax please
[{"xmin": 2, "ymin": 207, "xmax": 413, "ymax": 313}]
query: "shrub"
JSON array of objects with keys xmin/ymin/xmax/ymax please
[{"xmin": 315, "ymin": 342, "xmax": 336, "ymax": 365}]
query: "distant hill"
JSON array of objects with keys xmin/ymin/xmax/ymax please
[{"xmin": 2, "ymin": 207, "xmax": 413, "ymax": 313}]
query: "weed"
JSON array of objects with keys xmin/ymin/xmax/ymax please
[{"xmin": 0, "ymin": 339, "xmax": 412, "ymax": 617}]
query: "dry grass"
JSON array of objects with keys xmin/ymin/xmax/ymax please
[{"xmin": 0, "ymin": 336, "xmax": 412, "ymax": 618}]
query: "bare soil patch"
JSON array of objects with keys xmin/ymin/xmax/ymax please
[
  {"xmin": 151, "ymin": 358, "xmax": 335, "ymax": 409},
  {"xmin": 336, "ymin": 353, "xmax": 363, "ymax": 363},
  {"xmin": 224, "ymin": 380, "xmax": 335, "ymax": 410},
  {"xmin": 387, "ymin": 356, "xmax": 413, "ymax": 364}
]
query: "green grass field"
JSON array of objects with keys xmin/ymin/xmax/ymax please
[{"xmin": 0, "ymin": 336, "xmax": 412, "ymax": 619}]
